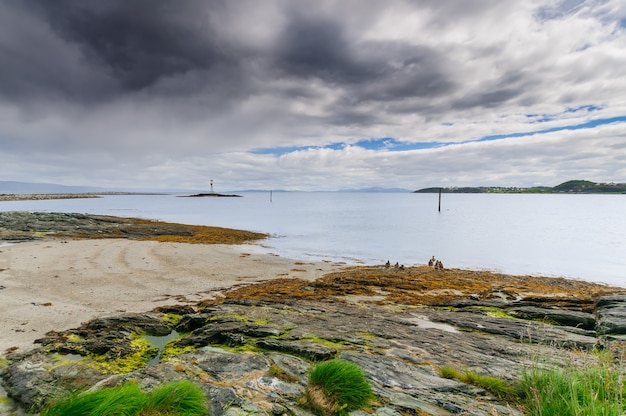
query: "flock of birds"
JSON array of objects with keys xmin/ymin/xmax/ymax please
[{"xmin": 384, "ymin": 256, "xmax": 444, "ymax": 271}]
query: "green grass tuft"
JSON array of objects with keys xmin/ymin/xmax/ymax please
[
  {"xmin": 520, "ymin": 362, "xmax": 625, "ymax": 416},
  {"xmin": 304, "ymin": 359, "xmax": 374, "ymax": 416},
  {"xmin": 463, "ymin": 370, "xmax": 513, "ymax": 399},
  {"xmin": 41, "ymin": 383, "xmax": 146, "ymax": 416},
  {"xmin": 442, "ymin": 354, "xmax": 626, "ymax": 415},
  {"xmin": 40, "ymin": 380, "xmax": 206, "ymax": 416},
  {"xmin": 440, "ymin": 366, "xmax": 463, "ymax": 380},
  {"xmin": 142, "ymin": 380, "xmax": 207, "ymax": 416},
  {"xmin": 439, "ymin": 366, "xmax": 515, "ymax": 399}
]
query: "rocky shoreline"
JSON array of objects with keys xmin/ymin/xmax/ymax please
[
  {"xmin": 1, "ymin": 212, "xmax": 625, "ymax": 415},
  {"xmin": 0, "ymin": 193, "xmax": 101, "ymax": 202},
  {"xmin": 0, "ymin": 192, "xmax": 167, "ymax": 202},
  {"xmin": 0, "ymin": 211, "xmax": 267, "ymax": 244}
]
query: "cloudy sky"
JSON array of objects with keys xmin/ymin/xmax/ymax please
[{"xmin": 1, "ymin": 0, "xmax": 625, "ymax": 191}]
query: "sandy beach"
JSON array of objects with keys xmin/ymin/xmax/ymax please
[{"xmin": 0, "ymin": 239, "xmax": 344, "ymax": 353}]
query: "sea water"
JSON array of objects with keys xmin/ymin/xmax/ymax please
[{"xmin": 1, "ymin": 192, "xmax": 625, "ymax": 287}]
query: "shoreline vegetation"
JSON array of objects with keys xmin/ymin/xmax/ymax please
[
  {"xmin": 415, "ymin": 179, "xmax": 626, "ymax": 194},
  {"xmin": 1, "ymin": 212, "xmax": 625, "ymax": 415}
]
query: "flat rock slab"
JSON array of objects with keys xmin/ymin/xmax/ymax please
[
  {"xmin": 420, "ymin": 308, "xmax": 599, "ymax": 350},
  {"xmin": 596, "ymin": 293, "xmax": 626, "ymax": 335},
  {"xmin": 507, "ymin": 306, "xmax": 596, "ymax": 330},
  {"xmin": 256, "ymin": 339, "xmax": 337, "ymax": 362}
]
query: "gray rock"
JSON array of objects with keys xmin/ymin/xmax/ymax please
[
  {"xmin": 1, "ymin": 350, "xmax": 106, "ymax": 412},
  {"xmin": 383, "ymin": 392, "xmax": 452, "ymax": 415},
  {"xmin": 0, "ymin": 297, "xmax": 608, "ymax": 415},
  {"xmin": 257, "ymin": 376, "xmax": 304, "ymax": 398},
  {"xmin": 175, "ymin": 320, "xmax": 281, "ymax": 348},
  {"xmin": 205, "ymin": 385, "xmax": 242, "ymax": 416},
  {"xmin": 595, "ymin": 293, "xmax": 626, "ymax": 308},
  {"xmin": 175, "ymin": 313, "xmax": 211, "ymax": 332},
  {"xmin": 256, "ymin": 339, "xmax": 337, "ymax": 361},
  {"xmin": 507, "ymin": 306, "xmax": 596, "ymax": 330},
  {"xmin": 223, "ymin": 402, "xmax": 266, "ymax": 416},
  {"xmin": 188, "ymin": 348, "xmax": 270, "ymax": 381},
  {"xmin": 271, "ymin": 403, "xmax": 289, "ymax": 415},
  {"xmin": 596, "ymin": 293, "xmax": 626, "ymax": 335},
  {"xmin": 420, "ymin": 308, "xmax": 598, "ymax": 350},
  {"xmin": 340, "ymin": 352, "xmax": 457, "ymax": 391},
  {"xmin": 266, "ymin": 352, "xmax": 310, "ymax": 384},
  {"xmin": 373, "ymin": 407, "xmax": 403, "ymax": 416}
]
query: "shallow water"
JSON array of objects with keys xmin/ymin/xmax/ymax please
[
  {"xmin": 1, "ymin": 192, "xmax": 625, "ymax": 287},
  {"xmin": 145, "ymin": 330, "xmax": 180, "ymax": 366}
]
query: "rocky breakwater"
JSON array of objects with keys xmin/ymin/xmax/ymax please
[{"xmin": 2, "ymin": 266, "xmax": 625, "ymax": 416}]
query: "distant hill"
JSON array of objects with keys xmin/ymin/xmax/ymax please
[
  {"xmin": 414, "ymin": 180, "xmax": 626, "ymax": 194},
  {"xmin": 0, "ymin": 181, "xmax": 107, "ymax": 194},
  {"xmin": 550, "ymin": 180, "xmax": 626, "ymax": 193}
]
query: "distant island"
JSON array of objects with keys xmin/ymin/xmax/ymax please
[
  {"xmin": 415, "ymin": 180, "xmax": 626, "ymax": 194},
  {"xmin": 183, "ymin": 193, "xmax": 242, "ymax": 198}
]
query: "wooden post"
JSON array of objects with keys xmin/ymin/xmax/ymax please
[
  {"xmin": 438, "ymin": 188, "xmax": 442, "ymax": 212},
  {"xmin": 270, "ymin": 190, "xmax": 272, "ymax": 203}
]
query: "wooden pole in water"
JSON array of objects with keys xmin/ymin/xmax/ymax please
[
  {"xmin": 438, "ymin": 188, "xmax": 442, "ymax": 212},
  {"xmin": 270, "ymin": 190, "xmax": 273, "ymax": 203}
]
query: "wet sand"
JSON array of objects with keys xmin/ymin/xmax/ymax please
[{"xmin": 0, "ymin": 239, "xmax": 344, "ymax": 353}]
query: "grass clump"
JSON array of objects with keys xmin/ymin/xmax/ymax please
[
  {"xmin": 41, "ymin": 382, "xmax": 146, "ymax": 416},
  {"xmin": 442, "ymin": 353, "xmax": 626, "ymax": 415},
  {"xmin": 303, "ymin": 359, "xmax": 374, "ymax": 416},
  {"xmin": 520, "ymin": 361, "xmax": 625, "ymax": 415},
  {"xmin": 440, "ymin": 366, "xmax": 515, "ymax": 399},
  {"xmin": 141, "ymin": 380, "xmax": 207, "ymax": 415},
  {"xmin": 41, "ymin": 380, "xmax": 206, "ymax": 416}
]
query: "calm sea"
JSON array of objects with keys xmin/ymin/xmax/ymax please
[{"xmin": 1, "ymin": 192, "xmax": 625, "ymax": 287}]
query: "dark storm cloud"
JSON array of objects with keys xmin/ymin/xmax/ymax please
[
  {"xmin": 274, "ymin": 12, "xmax": 455, "ymax": 102},
  {"xmin": 29, "ymin": 0, "xmax": 232, "ymax": 92},
  {"xmin": 2, "ymin": 0, "xmax": 464, "ymax": 118},
  {"xmin": 276, "ymin": 16, "xmax": 363, "ymax": 82},
  {"xmin": 0, "ymin": 1, "xmax": 116, "ymax": 103},
  {"xmin": 1, "ymin": 0, "xmax": 254, "ymax": 111},
  {"xmin": 356, "ymin": 43, "xmax": 456, "ymax": 101}
]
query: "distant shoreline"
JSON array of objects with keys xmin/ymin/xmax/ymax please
[
  {"xmin": 0, "ymin": 192, "xmax": 166, "ymax": 202},
  {"xmin": 415, "ymin": 179, "xmax": 626, "ymax": 194}
]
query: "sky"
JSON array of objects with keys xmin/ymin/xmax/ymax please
[{"xmin": 1, "ymin": 0, "xmax": 626, "ymax": 191}]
